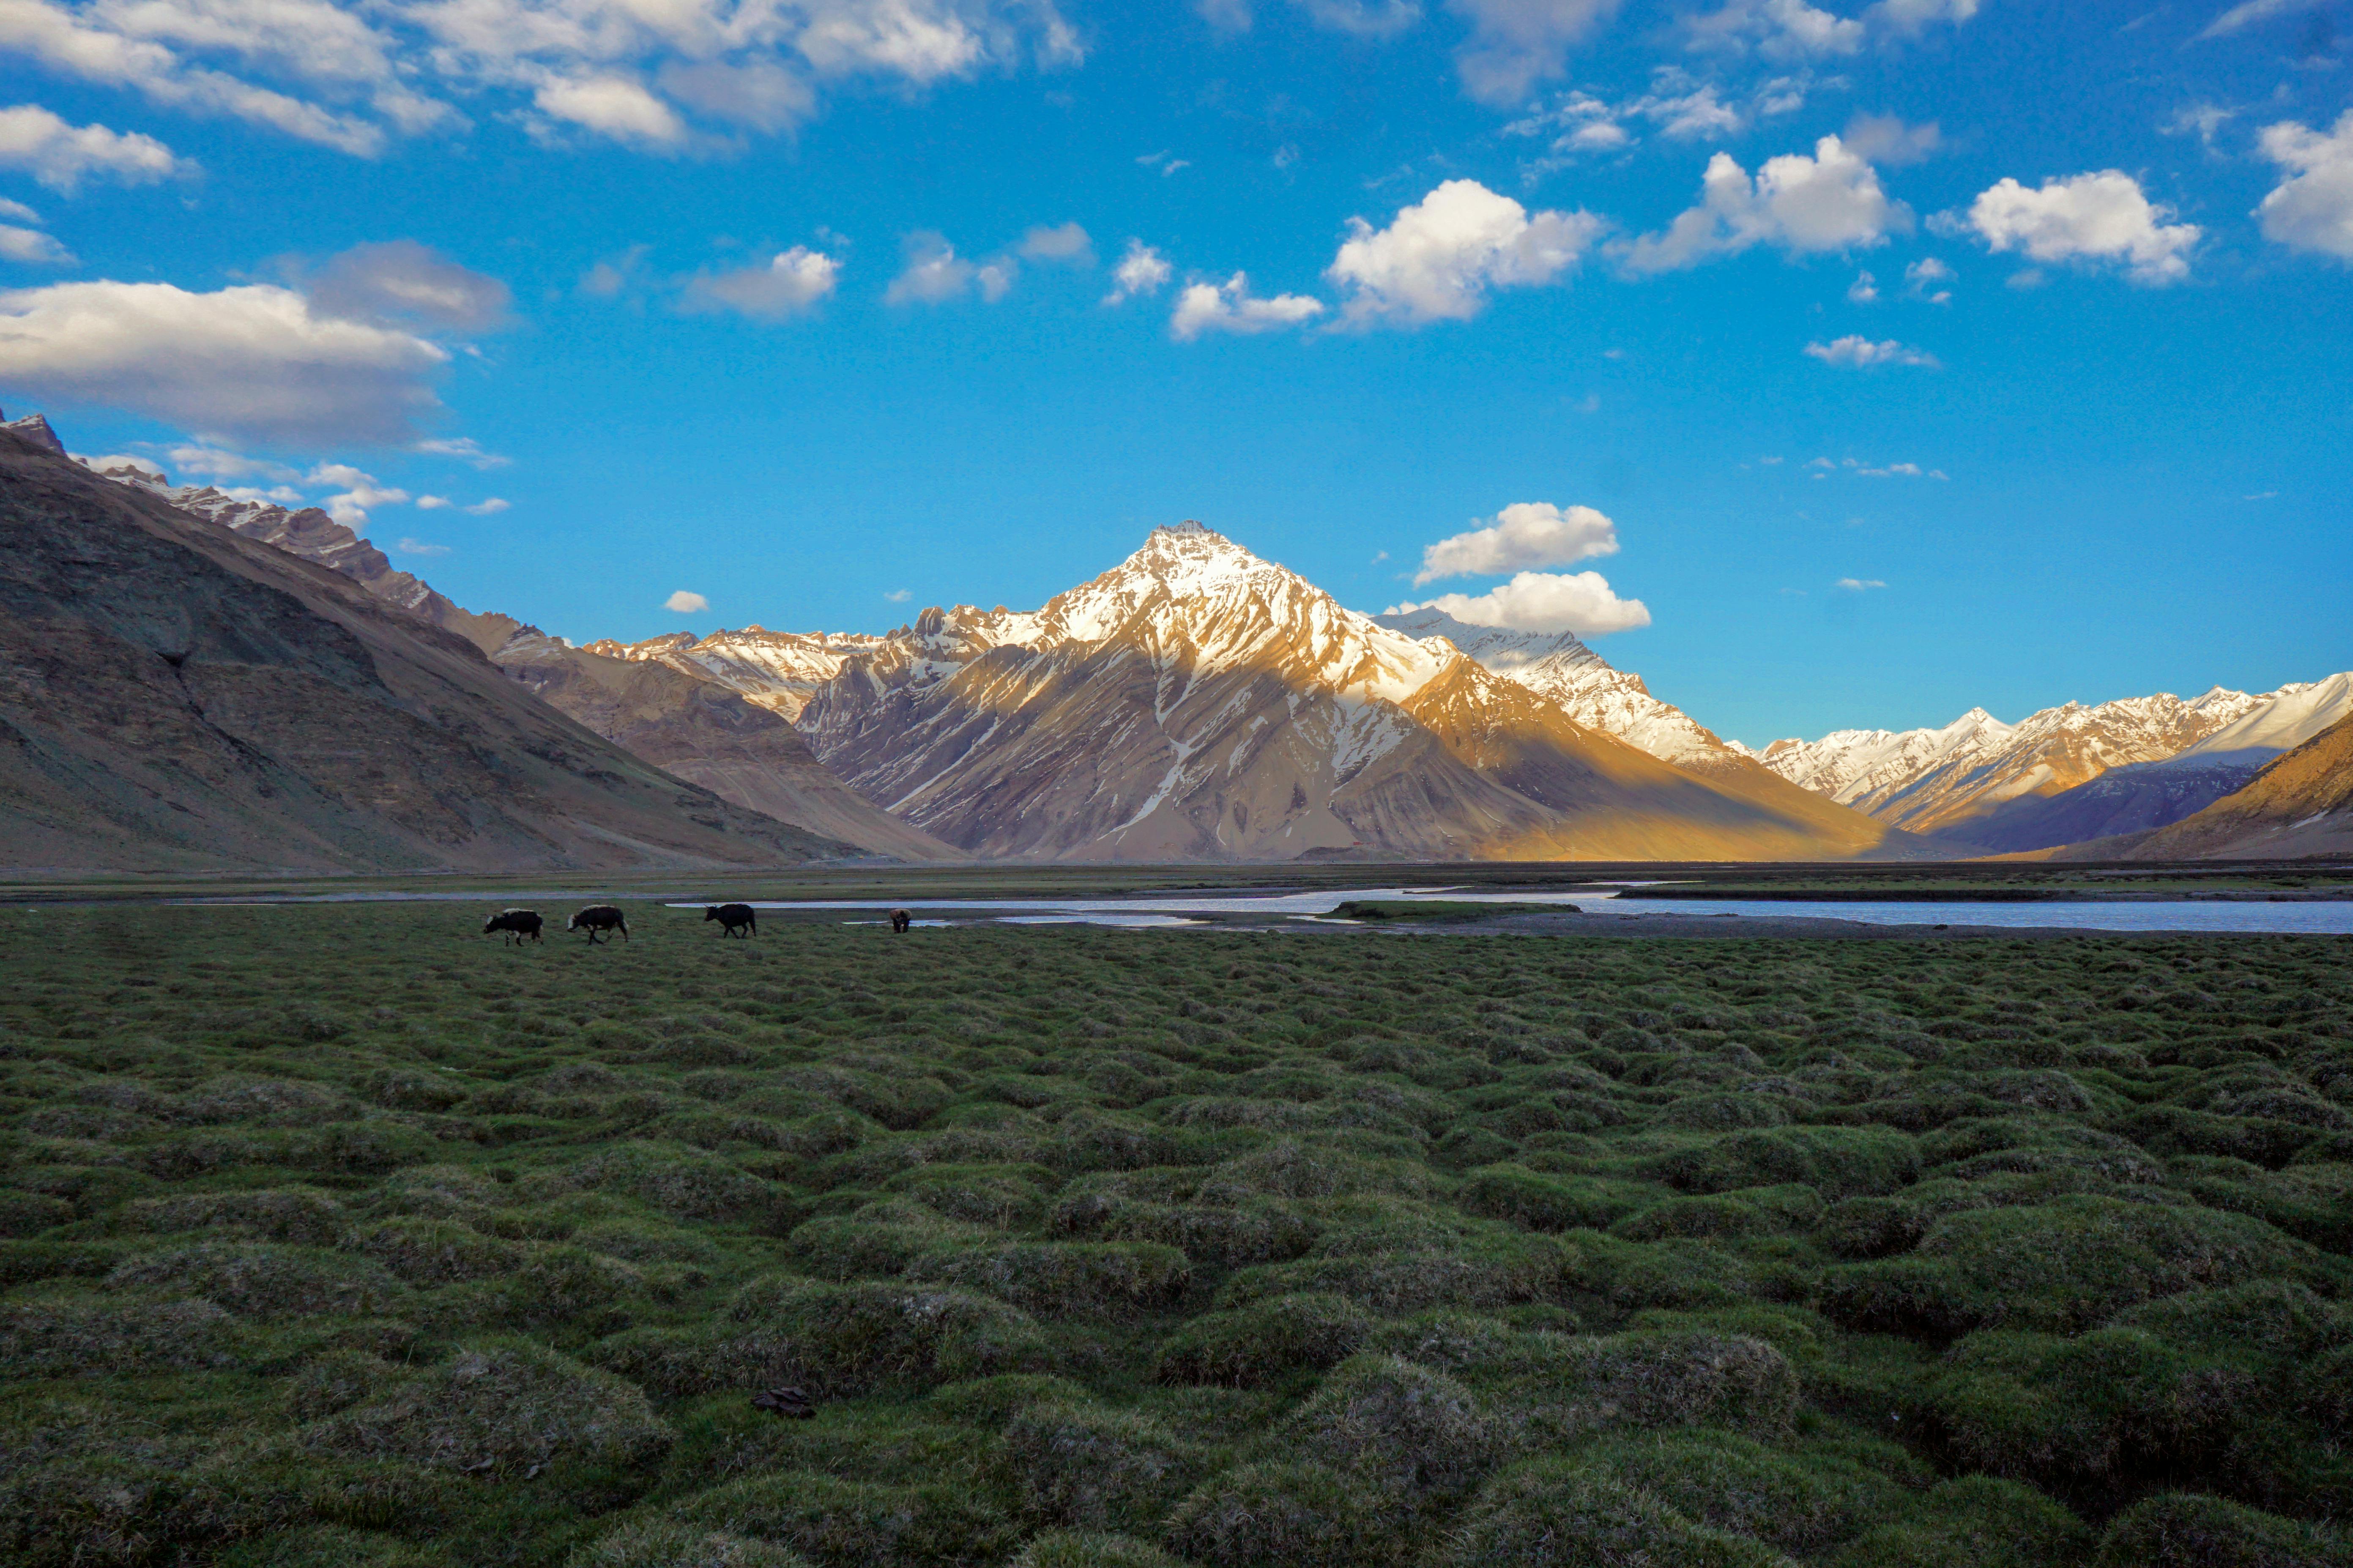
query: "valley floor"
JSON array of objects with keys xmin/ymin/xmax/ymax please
[{"xmin": 4, "ymin": 904, "xmax": 2352, "ymax": 1568}]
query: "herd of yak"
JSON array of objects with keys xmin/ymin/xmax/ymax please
[{"xmin": 481, "ymin": 904, "xmax": 916, "ymax": 944}]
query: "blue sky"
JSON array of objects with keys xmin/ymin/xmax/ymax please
[{"xmin": 1, "ymin": 0, "xmax": 2348, "ymax": 745}]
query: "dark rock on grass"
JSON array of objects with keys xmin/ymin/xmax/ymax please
[
  {"xmin": 1152, "ymin": 1292, "xmax": 1373, "ymax": 1387},
  {"xmin": 298, "ymin": 1339, "xmax": 673, "ymax": 1476},
  {"xmin": 1445, "ymin": 1464, "xmax": 1798, "ymax": 1567},
  {"xmin": 1164, "ymin": 1461, "xmax": 1406, "ymax": 1568},
  {"xmin": 2093, "ymin": 1492, "xmax": 2352, "ymax": 1568}
]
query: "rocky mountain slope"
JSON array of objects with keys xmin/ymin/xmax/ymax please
[
  {"xmin": 2109, "ymin": 709, "xmax": 2353, "ymax": 860},
  {"xmin": 83, "ymin": 455, "xmax": 953, "ymax": 862},
  {"xmin": 0, "ymin": 426, "xmax": 856, "ymax": 874},
  {"xmin": 1753, "ymin": 688, "xmax": 2282, "ymax": 843},
  {"xmin": 605, "ymin": 523, "xmax": 1912, "ymax": 862}
]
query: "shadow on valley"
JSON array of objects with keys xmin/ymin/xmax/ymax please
[{"xmin": 3, "ymin": 904, "xmax": 2351, "ymax": 1567}]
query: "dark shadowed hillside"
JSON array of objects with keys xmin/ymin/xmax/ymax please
[{"xmin": 0, "ymin": 428, "xmax": 856, "ymax": 873}]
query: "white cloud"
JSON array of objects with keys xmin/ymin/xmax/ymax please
[
  {"xmin": 1414, "ymin": 500, "xmax": 1618, "ymax": 583},
  {"xmin": 1840, "ymin": 111, "xmax": 1939, "ymax": 166},
  {"xmin": 465, "ymin": 497, "xmax": 509, "ymax": 515},
  {"xmin": 1503, "ymin": 69, "xmax": 1812, "ymax": 167},
  {"xmin": 1903, "ymin": 255, "xmax": 1952, "ymax": 300},
  {"xmin": 0, "ymin": 223, "xmax": 72, "ymax": 263},
  {"xmin": 1619, "ymin": 135, "xmax": 1907, "ymax": 273},
  {"xmin": 1847, "ymin": 269, "xmax": 1877, "ymax": 301},
  {"xmin": 882, "ymin": 587, "xmax": 911, "ymax": 601},
  {"xmin": 306, "ymin": 240, "xmax": 512, "ymax": 331},
  {"xmin": 165, "ymin": 443, "xmax": 300, "ymax": 482},
  {"xmin": 0, "ymin": 0, "xmax": 1077, "ymax": 158},
  {"xmin": 665, "ymin": 590, "xmax": 709, "ymax": 613},
  {"xmin": 1855, "ymin": 460, "xmax": 1921, "ymax": 476},
  {"xmin": 1804, "ymin": 334, "xmax": 1937, "ymax": 366},
  {"xmin": 309, "ymin": 461, "xmax": 408, "ymax": 526},
  {"xmin": 395, "ymin": 536, "xmax": 449, "ymax": 555},
  {"xmin": 1327, "ymin": 179, "xmax": 1602, "ymax": 328},
  {"xmin": 1169, "ymin": 273, "xmax": 1324, "ymax": 340},
  {"xmin": 2163, "ymin": 102, "xmax": 2236, "ymax": 151},
  {"xmin": 1685, "ymin": 0, "xmax": 1862, "ymax": 60},
  {"xmin": 415, "ymin": 494, "xmax": 450, "ymax": 508},
  {"xmin": 1103, "ymin": 239, "xmax": 1172, "ymax": 304},
  {"xmin": 885, "ymin": 232, "xmax": 1012, "ymax": 304},
  {"xmin": 414, "ymin": 436, "xmax": 508, "ymax": 468},
  {"xmin": 1388, "ymin": 568, "xmax": 1650, "ymax": 635},
  {"xmin": 1447, "ymin": 0, "xmax": 1624, "ymax": 106},
  {"xmin": 1018, "ymin": 221, "xmax": 1092, "ymax": 263},
  {"xmin": 1834, "ymin": 576, "xmax": 1886, "ymax": 590},
  {"xmin": 1956, "ymin": 170, "xmax": 2200, "ymax": 284},
  {"xmin": 1867, "ymin": 0, "xmax": 1976, "ymax": 32},
  {"xmin": 686, "ymin": 245, "xmax": 841, "ymax": 317},
  {"xmin": 1296, "ymin": 0, "xmax": 1423, "ymax": 35},
  {"xmin": 0, "ymin": 279, "xmax": 447, "ymax": 443},
  {"xmin": 0, "ymin": 103, "xmax": 189, "ymax": 191},
  {"xmin": 2254, "ymin": 111, "xmax": 2353, "ymax": 261},
  {"xmin": 2197, "ymin": 0, "xmax": 2298, "ymax": 39}
]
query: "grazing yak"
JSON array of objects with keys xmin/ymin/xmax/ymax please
[
  {"xmin": 567, "ymin": 905, "xmax": 629, "ymax": 943},
  {"xmin": 705, "ymin": 903, "xmax": 757, "ymax": 937},
  {"xmin": 889, "ymin": 907, "xmax": 913, "ymax": 934},
  {"xmin": 482, "ymin": 909, "xmax": 543, "ymax": 945}
]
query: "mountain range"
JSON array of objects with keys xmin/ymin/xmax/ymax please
[
  {"xmin": 0, "ymin": 420, "xmax": 856, "ymax": 874},
  {"xmin": 19, "ymin": 405, "xmax": 2347, "ymax": 870}
]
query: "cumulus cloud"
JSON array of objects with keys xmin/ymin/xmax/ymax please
[
  {"xmin": 1327, "ymin": 179, "xmax": 1602, "ymax": 327},
  {"xmin": 1868, "ymin": 0, "xmax": 1976, "ymax": 31},
  {"xmin": 1103, "ymin": 239, "xmax": 1172, "ymax": 303},
  {"xmin": 685, "ymin": 245, "xmax": 841, "ymax": 317},
  {"xmin": 1169, "ymin": 273, "xmax": 1323, "ymax": 340},
  {"xmin": 2254, "ymin": 111, "xmax": 2353, "ymax": 260},
  {"xmin": 305, "ymin": 240, "xmax": 513, "ymax": 331},
  {"xmin": 0, "ymin": 222, "xmax": 72, "ymax": 263},
  {"xmin": 1503, "ymin": 69, "xmax": 1804, "ymax": 168},
  {"xmin": 0, "ymin": 103, "xmax": 189, "ymax": 191},
  {"xmin": 1840, "ymin": 111, "xmax": 1939, "ymax": 166},
  {"xmin": 665, "ymin": 590, "xmax": 709, "ymax": 613},
  {"xmin": 1018, "ymin": 221, "xmax": 1092, "ymax": 264},
  {"xmin": 1953, "ymin": 170, "xmax": 2200, "ymax": 284},
  {"xmin": 0, "ymin": 0, "xmax": 1077, "ymax": 158},
  {"xmin": 465, "ymin": 496, "xmax": 509, "ymax": 514},
  {"xmin": 1904, "ymin": 255, "xmax": 1952, "ymax": 300},
  {"xmin": 1414, "ymin": 501, "xmax": 1619, "ymax": 583},
  {"xmin": 0, "ymin": 279, "xmax": 448, "ymax": 443},
  {"xmin": 885, "ymin": 232, "xmax": 1013, "ymax": 304},
  {"xmin": 1834, "ymin": 576, "xmax": 1886, "ymax": 590},
  {"xmin": 1619, "ymin": 134, "xmax": 1908, "ymax": 273},
  {"xmin": 1447, "ymin": 0, "xmax": 1624, "ymax": 106},
  {"xmin": 1847, "ymin": 269, "xmax": 1877, "ymax": 301},
  {"xmin": 1804, "ymin": 334, "xmax": 1936, "ymax": 367},
  {"xmin": 1685, "ymin": 0, "xmax": 1862, "ymax": 60},
  {"xmin": 1388, "ymin": 569, "xmax": 1650, "ymax": 635},
  {"xmin": 394, "ymin": 536, "xmax": 449, "ymax": 555},
  {"xmin": 309, "ymin": 461, "xmax": 409, "ymax": 527}
]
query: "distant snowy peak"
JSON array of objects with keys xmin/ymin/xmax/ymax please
[
  {"xmin": 1372, "ymin": 606, "xmax": 1739, "ymax": 770},
  {"xmin": 586, "ymin": 624, "xmax": 895, "ymax": 719},
  {"xmin": 1756, "ymin": 686, "xmax": 2285, "ymax": 836},
  {"xmin": 2169, "ymin": 673, "xmax": 2353, "ymax": 763}
]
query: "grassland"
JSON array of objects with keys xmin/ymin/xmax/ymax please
[{"xmin": 4, "ymin": 902, "xmax": 2352, "ymax": 1567}]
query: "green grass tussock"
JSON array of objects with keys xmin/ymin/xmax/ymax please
[{"xmin": 5, "ymin": 901, "xmax": 2353, "ymax": 1565}]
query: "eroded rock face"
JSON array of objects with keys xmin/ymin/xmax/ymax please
[
  {"xmin": 0, "ymin": 426, "xmax": 852, "ymax": 873},
  {"xmin": 672, "ymin": 524, "xmax": 1907, "ymax": 863}
]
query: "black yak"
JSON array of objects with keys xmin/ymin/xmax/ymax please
[
  {"xmin": 705, "ymin": 903, "xmax": 757, "ymax": 937},
  {"xmin": 482, "ymin": 909, "xmax": 542, "ymax": 945},
  {"xmin": 889, "ymin": 907, "xmax": 913, "ymax": 934},
  {"xmin": 568, "ymin": 905, "xmax": 628, "ymax": 943}
]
